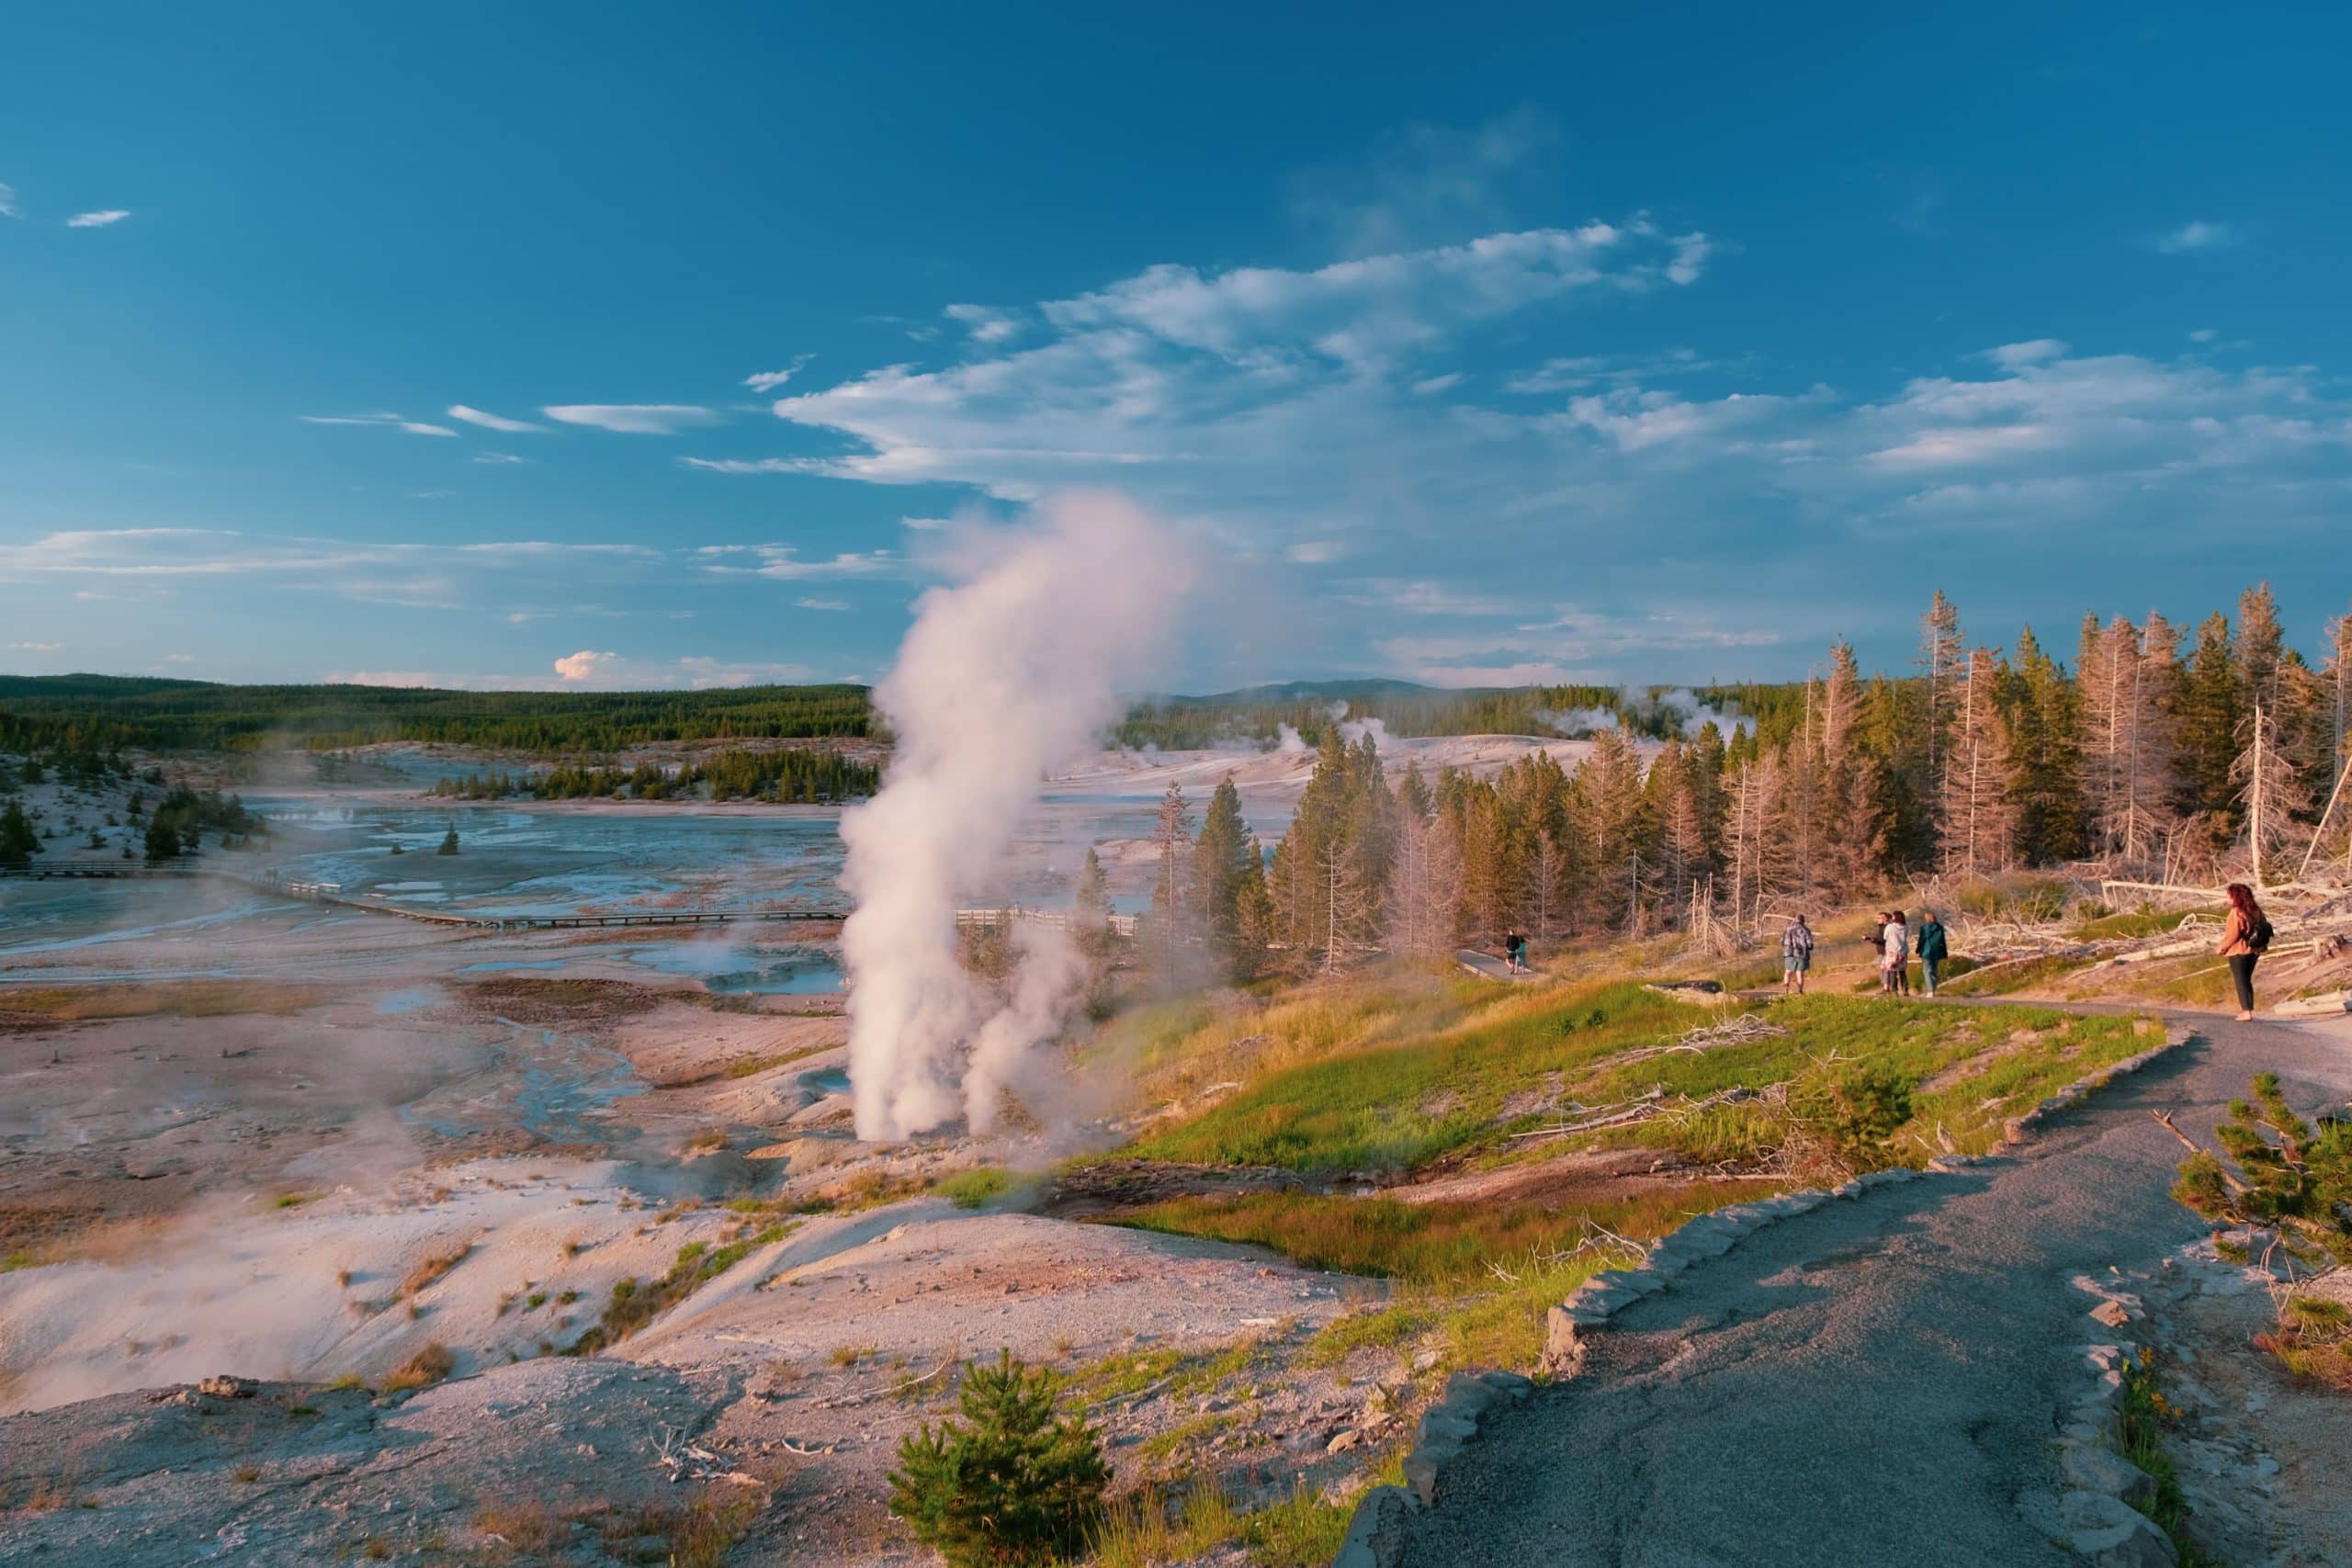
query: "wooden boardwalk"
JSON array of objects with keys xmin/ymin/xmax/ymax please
[
  {"xmin": 0, "ymin": 860, "xmax": 847, "ymax": 932},
  {"xmin": 1455, "ymin": 948, "xmax": 1538, "ymax": 982}
]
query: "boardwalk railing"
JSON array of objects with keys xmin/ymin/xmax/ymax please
[
  {"xmin": 0, "ymin": 859, "xmax": 200, "ymax": 880},
  {"xmin": 956, "ymin": 907, "xmax": 1139, "ymax": 937}
]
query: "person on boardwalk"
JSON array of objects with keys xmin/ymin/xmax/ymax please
[
  {"xmin": 1504, "ymin": 930, "xmax": 1529, "ymax": 975},
  {"xmin": 1881, "ymin": 910, "xmax": 1911, "ymax": 996},
  {"xmin": 1915, "ymin": 910, "xmax": 1949, "ymax": 997},
  {"xmin": 2218, "ymin": 882, "xmax": 2272, "ymax": 1021},
  {"xmin": 1781, "ymin": 915, "xmax": 1815, "ymax": 994}
]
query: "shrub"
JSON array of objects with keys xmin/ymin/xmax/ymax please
[
  {"xmin": 1802, "ymin": 1062, "xmax": 1914, "ymax": 1165},
  {"xmin": 888, "ymin": 1350, "xmax": 1109, "ymax": 1566},
  {"xmin": 2169, "ymin": 1072, "xmax": 2352, "ymax": 1264},
  {"xmin": 380, "ymin": 1340, "xmax": 456, "ymax": 1393}
]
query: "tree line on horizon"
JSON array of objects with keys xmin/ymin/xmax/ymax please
[
  {"xmin": 1112, "ymin": 584, "xmax": 2352, "ymax": 977},
  {"xmin": 427, "ymin": 745, "xmax": 881, "ymax": 805}
]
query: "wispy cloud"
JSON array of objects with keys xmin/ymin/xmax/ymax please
[
  {"xmin": 743, "ymin": 355, "xmax": 814, "ymax": 393},
  {"xmin": 447, "ymin": 403, "xmax": 547, "ymax": 433},
  {"xmin": 299, "ymin": 412, "xmax": 458, "ymax": 437},
  {"xmin": 944, "ymin": 303, "xmax": 1023, "ymax": 344},
  {"xmin": 680, "ymin": 457, "xmax": 801, "ymax": 475},
  {"xmin": 696, "ymin": 545, "xmax": 898, "ymax": 581},
  {"xmin": 794, "ymin": 597, "xmax": 850, "ymax": 611},
  {"xmin": 1291, "ymin": 107, "xmax": 1565, "ymax": 257},
  {"xmin": 542, "ymin": 404, "xmax": 720, "ymax": 434},
  {"xmin": 66, "ymin": 209, "xmax": 131, "ymax": 228},
  {"xmin": 5, "ymin": 640, "xmax": 64, "ymax": 652},
  {"xmin": 2154, "ymin": 219, "xmax": 2243, "ymax": 254},
  {"xmin": 0, "ymin": 183, "xmax": 19, "ymax": 220},
  {"xmin": 470, "ymin": 452, "xmax": 532, "ymax": 466},
  {"xmin": 749, "ymin": 216, "xmax": 2352, "ymax": 675}
]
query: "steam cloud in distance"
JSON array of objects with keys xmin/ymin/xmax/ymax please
[{"xmin": 841, "ymin": 492, "xmax": 1194, "ymax": 1140}]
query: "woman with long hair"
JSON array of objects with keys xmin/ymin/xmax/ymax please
[{"xmin": 2219, "ymin": 882, "xmax": 2269, "ymax": 1022}]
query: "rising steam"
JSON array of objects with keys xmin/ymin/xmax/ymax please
[{"xmin": 841, "ymin": 493, "xmax": 1193, "ymax": 1140}]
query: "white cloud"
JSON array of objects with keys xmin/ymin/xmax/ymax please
[
  {"xmin": 5, "ymin": 640, "xmax": 63, "ymax": 652},
  {"xmin": 0, "ymin": 183, "xmax": 19, "ymax": 220},
  {"xmin": 542, "ymin": 403, "xmax": 720, "ymax": 434},
  {"xmin": 444, "ymin": 650, "xmax": 827, "ymax": 692},
  {"xmin": 752, "ymin": 220, "xmax": 2352, "ymax": 671},
  {"xmin": 944, "ymin": 303, "xmax": 1023, "ymax": 344},
  {"xmin": 2154, "ymin": 219, "xmax": 2242, "ymax": 254},
  {"xmin": 471, "ymin": 452, "xmax": 532, "ymax": 466},
  {"xmin": 1411, "ymin": 373, "xmax": 1464, "ymax": 395},
  {"xmin": 743, "ymin": 356, "xmax": 813, "ymax": 393},
  {"xmin": 299, "ymin": 412, "xmax": 458, "ymax": 437},
  {"xmin": 795, "ymin": 597, "xmax": 850, "ymax": 611},
  {"xmin": 447, "ymin": 404, "xmax": 547, "ymax": 433},
  {"xmin": 680, "ymin": 457, "xmax": 800, "ymax": 475},
  {"xmin": 66, "ymin": 209, "xmax": 131, "ymax": 228},
  {"xmin": 1985, "ymin": 339, "xmax": 2068, "ymax": 368},
  {"xmin": 162, "ymin": 653, "xmax": 197, "ymax": 665},
  {"xmin": 1035, "ymin": 221, "xmax": 1703, "ymax": 370},
  {"xmin": 553, "ymin": 649, "xmax": 618, "ymax": 682},
  {"xmin": 698, "ymin": 546, "xmax": 898, "ymax": 581},
  {"xmin": 2188, "ymin": 328, "xmax": 2219, "ymax": 344},
  {"xmin": 1865, "ymin": 423, "xmax": 2058, "ymax": 468}
]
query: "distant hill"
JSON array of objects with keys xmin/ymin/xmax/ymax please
[
  {"xmin": 0, "ymin": 672, "xmax": 1795, "ymax": 757},
  {"xmin": 0, "ymin": 675, "xmax": 873, "ymax": 753}
]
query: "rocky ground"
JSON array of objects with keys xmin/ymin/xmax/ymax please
[{"xmin": 0, "ymin": 875, "xmax": 1401, "ymax": 1563}]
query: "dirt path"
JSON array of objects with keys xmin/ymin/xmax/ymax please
[{"xmin": 1392, "ymin": 1010, "xmax": 2352, "ymax": 1567}]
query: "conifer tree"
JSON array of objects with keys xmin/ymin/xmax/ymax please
[
  {"xmin": 2004, "ymin": 626, "xmax": 2086, "ymax": 863},
  {"xmin": 1944, "ymin": 647, "xmax": 2018, "ymax": 876},
  {"xmin": 2173, "ymin": 612, "xmax": 2244, "ymax": 828},
  {"xmin": 1073, "ymin": 847, "xmax": 1110, "ymax": 929},
  {"xmin": 1188, "ymin": 776, "xmax": 1258, "ymax": 976},
  {"xmin": 0, "ymin": 800, "xmax": 36, "ymax": 868},
  {"xmin": 1143, "ymin": 782, "xmax": 1195, "ymax": 971},
  {"xmin": 1570, "ymin": 728, "xmax": 1652, "ymax": 931},
  {"xmin": 1918, "ymin": 590, "xmax": 1965, "ymax": 844},
  {"xmin": 2237, "ymin": 581, "xmax": 2287, "ymax": 711}
]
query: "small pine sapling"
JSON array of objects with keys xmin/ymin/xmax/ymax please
[{"xmin": 888, "ymin": 1349, "xmax": 1108, "ymax": 1566}]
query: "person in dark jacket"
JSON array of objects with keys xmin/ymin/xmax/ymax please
[{"xmin": 1916, "ymin": 911, "xmax": 1950, "ymax": 996}]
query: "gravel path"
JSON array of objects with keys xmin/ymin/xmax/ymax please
[{"xmin": 1394, "ymin": 1010, "xmax": 2352, "ymax": 1568}]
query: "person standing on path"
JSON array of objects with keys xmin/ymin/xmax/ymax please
[
  {"xmin": 1916, "ymin": 910, "xmax": 1949, "ymax": 997},
  {"xmin": 1781, "ymin": 915, "xmax": 1815, "ymax": 994},
  {"xmin": 1882, "ymin": 910, "xmax": 1911, "ymax": 996},
  {"xmin": 2219, "ymin": 882, "xmax": 2271, "ymax": 1021}
]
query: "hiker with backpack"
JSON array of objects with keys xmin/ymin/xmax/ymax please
[
  {"xmin": 2219, "ymin": 883, "xmax": 2273, "ymax": 1021},
  {"xmin": 1781, "ymin": 915, "xmax": 1815, "ymax": 994},
  {"xmin": 1915, "ymin": 910, "xmax": 1950, "ymax": 997}
]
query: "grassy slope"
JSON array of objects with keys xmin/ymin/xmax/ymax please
[
  {"xmin": 1100, "ymin": 968, "xmax": 2160, "ymax": 1382},
  {"xmin": 1122, "ymin": 976, "xmax": 2157, "ymax": 1176}
]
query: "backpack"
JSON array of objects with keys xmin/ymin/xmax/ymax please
[{"xmin": 2245, "ymin": 912, "xmax": 2274, "ymax": 953}]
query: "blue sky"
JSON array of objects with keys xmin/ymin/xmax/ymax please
[{"xmin": 5, "ymin": 2, "xmax": 2348, "ymax": 692}]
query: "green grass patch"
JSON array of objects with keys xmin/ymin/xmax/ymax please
[
  {"xmin": 2069, "ymin": 908, "xmax": 2197, "ymax": 942},
  {"xmin": 1124, "ymin": 980, "xmax": 1700, "ymax": 1174},
  {"xmin": 567, "ymin": 1223, "xmax": 791, "ymax": 1354},
  {"xmin": 933, "ymin": 1168, "xmax": 1012, "ymax": 1210},
  {"xmin": 1119, "ymin": 1182, "xmax": 1768, "ymax": 1290}
]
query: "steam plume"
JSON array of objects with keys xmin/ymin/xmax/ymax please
[{"xmin": 842, "ymin": 493, "xmax": 1193, "ymax": 1140}]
